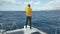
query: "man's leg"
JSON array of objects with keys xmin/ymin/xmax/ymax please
[
  {"xmin": 26, "ymin": 17, "xmax": 28, "ymax": 28},
  {"xmin": 29, "ymin": 17, "xmax": 32, "ymax": 29}
]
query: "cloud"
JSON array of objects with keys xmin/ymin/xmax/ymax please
[
  {"xmin": 0, "ymin": 0, "xmax": 33, "ymax": 5},
  {"xmin": 43, "ymin": 0, "xmax": 60, "ymax": 10},
  {"xmin": 0, "ymin": 0, "xmax": 60, "ymax": 11},
  {"xmin": 24, "ymin": 2, "xmax": 28, "ymax": 5},
  {"xmin": 29, "ymin": 1, "xmax": 33, "ymax": 4},
  {"xmin": 34, "ymin": 0, "xmax": 60, "ymax": 10},
  {"xmin": 0, "ymin": 0, "xmax": 22, "ymax": 5},
  {"xmin": 24, "ymin": 1, "xmax": 33, "ymax": 5},
  {"xmin": 34, "ymin": 1, "xmax": 40, "ymax": 5}
]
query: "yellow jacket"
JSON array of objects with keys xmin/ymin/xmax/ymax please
[{"xmin": 25, "ymin": 7, "xmax": 32, "ymax": 16}]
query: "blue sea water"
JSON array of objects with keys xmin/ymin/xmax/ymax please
[{"xmin": 0, "ymin": 11, "xmax": 60, "ymax": 34}]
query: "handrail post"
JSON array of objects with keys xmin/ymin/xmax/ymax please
[{"xmin": 0, "ymin": 23, "xmax": 6, "ymax": 34}]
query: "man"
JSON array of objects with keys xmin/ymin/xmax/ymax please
[{"xmin": 25, "ymin": 4, "xmax": 32, "ymax": 29}]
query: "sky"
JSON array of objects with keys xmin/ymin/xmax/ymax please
[{"xmin": 0, "ymin": 0, "xmax": 60, "ymax": 11}]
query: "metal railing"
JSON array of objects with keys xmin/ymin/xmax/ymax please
[{"xmin": 0, "ymin": 22, "xmax": 58, "ymax": 34}]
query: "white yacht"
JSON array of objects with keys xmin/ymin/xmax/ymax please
[{"xmin": 0, "ymin": 25, "xmax": 47, "ymax": 34}]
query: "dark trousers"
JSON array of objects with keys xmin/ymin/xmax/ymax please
[{"xmin": 26, "ymin": 16, "xmax": 32, "ymax": 29}]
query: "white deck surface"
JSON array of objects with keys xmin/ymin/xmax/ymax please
[{"xmin": 24, "ymin": 25, "xmax": 47, "ymax": 34}]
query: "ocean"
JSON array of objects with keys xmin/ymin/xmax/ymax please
[{"xmin": 0, "ymin": 11, "xmax": 60, "ymax": 34}]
